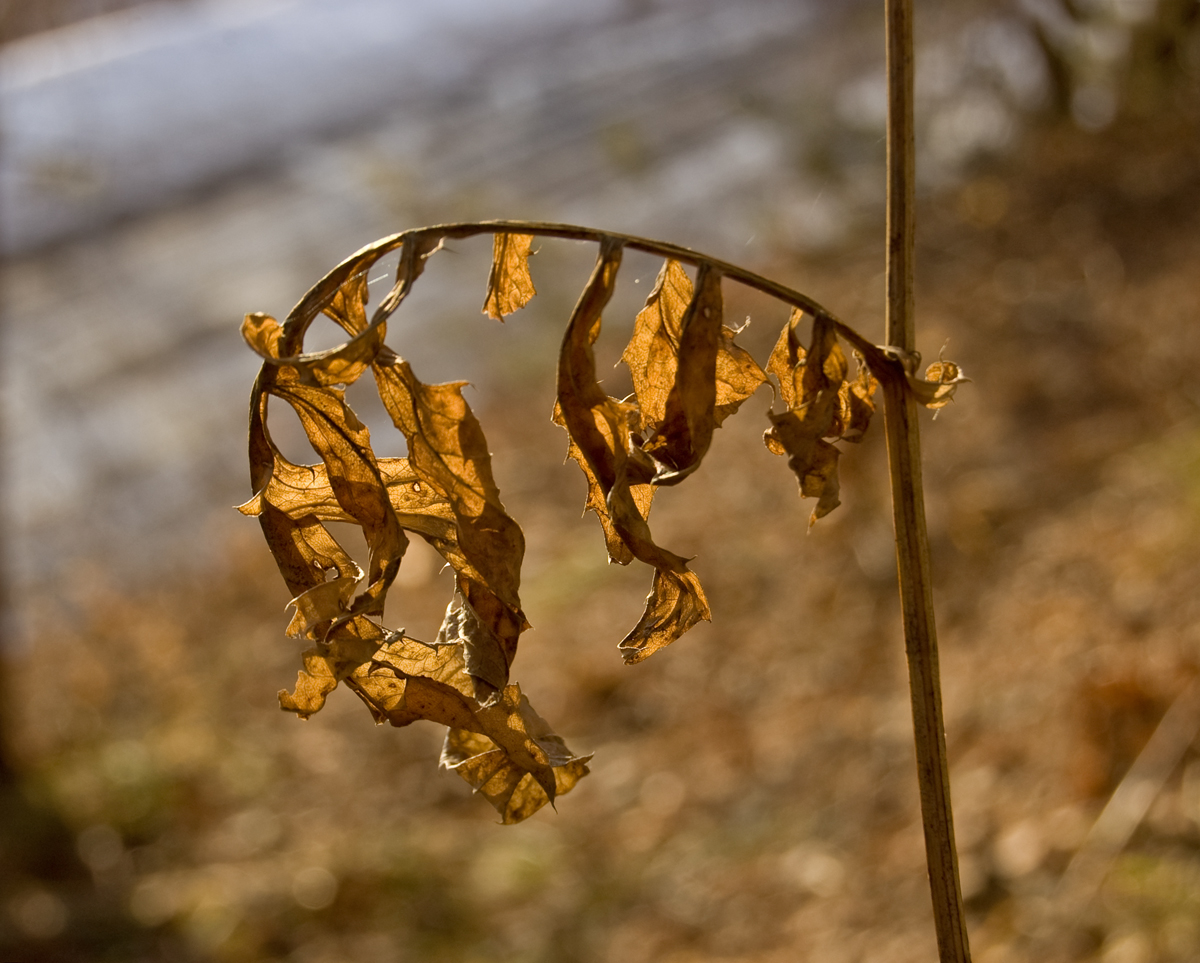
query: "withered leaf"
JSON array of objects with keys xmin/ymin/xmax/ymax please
[
  {"xmin": 348, "ymin": 635, "xmax": 590, "ymax": 822},
  {"xmin": 764, "ymin": 312, "xmax": 851, "ymax": 525},
  {"xmin": 244, "ymin": 405, "xmax": 398, "ymax": 699},
  {"xmin": 371, "ymin": 633, "xmax": 474, "ymax": 698},
  {"xmin": 270, "ymin": 370, "xmax": 407, "ymax": 619},
  {"xmin": 436, "ymin": 588, "xmax": 510, "ymax": 697},
  {"xmin": 268, "ymin": 539, "xmax": 589, "ymax": 824},
  {"xmin": 912, "ymin": 358, "xmax": 967, "ymax": 410},
  {"xmin": 618, "ymin": 568, "xmax": 710, "ymax": 665},
  {"xmin": 641, "ymin": 262, "xmax": 723, "ymax": 484},
  {"xmin": 238, "ymin": 455, "xmax": 475, "ymax": 580},
  {"xmin": 833, "ymin": 353, "xmax": 879, "ymax": 442},
  {"xmin": 245, "ymin": 222, "xmax": 965, "ymax": 824},
  {"xmin": 766, "ymin": 422, "xmax": 842, "ymax": 521},
  {"xmin": 240, "ymin": 455, "xmax": 437, "ymax": 524},
  {"xmin": 483, "ymin": 233, "xmax": 537, "ymax": 320},
  {"xmin": 713, "ymin": 327, "xmax": 768, "ymax": 427},
  {"xmin": 556, "ymin": 240, "xmax": 711, "ymax": 658},
  {"xmin": 242, "ymin": 311, "xmax": 285, "ymax": 362},
  {"xmin": 622, "ymin": 259, "xmax": 692, "ymax": 425},
  {"xmin": 323, "ymin": 269, "xmax": 370, "ymax": 335},
  {"xmin": 552, "ymin": 400, "xmax": 653, "ymax": 566},
  {"xmin": 442, "ymin": 722, "xmax": 591, "ymax": 825},
  {"xmin": 624, "ymin": 260, "xmax": 766, "ymax": 483},
  {"xmin": 253, "ymin": 502, "xmax": 359, "ymax": 598},
  {"xmin": 875, "ymin": 346, "xmax": 968, "ymax": 410},
  {"xmin": 244, "ymin": 278, "xmax": 409, "ymax": 629},
  {"xmin": 241, "ymin": 262, "xmax": 386, "ymax": 391},
  {"xmin": 556, "ymin": 240, "xmax": 651, "ymax": 552},
  {"xmin": 286, "ymin": 567, "xmax": 363, "ymax": 640},
  {"xmin": 372, "ymin": 357, "xmax": 526, "ymax": 700},
  {"xmin": 767, "ymin": 308, "xmax": 805, "ymax": 409},
  {"xmin": 373, "ymin": 361, "xmax": 523, "ymax": 608},
  {"xmin": 280, "ymin": 617, "xmax": 391, "ymax": 718},
  {"xmin": 278, "ymin": 647, "xmax": 340, "ymax": 719}
]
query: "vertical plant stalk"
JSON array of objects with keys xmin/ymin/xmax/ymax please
[{"xmin": 882, "ymin": 0, "xmax": 972, "ymax": 960}]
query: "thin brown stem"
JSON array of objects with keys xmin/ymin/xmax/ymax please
[
  {"xmin": 883, "ymin": 1, "xmax": 972, "ymax": 960},
  {"xmin": 279, "ymin": 219, "xmax": 894, "ymax": 375},
  {"xmin": 886, "ymin": 0, "xmax": 916, "ymax": 354}
]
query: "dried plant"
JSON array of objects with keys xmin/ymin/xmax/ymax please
[
  {"xmin": 239, "ymin": 221, "xmax": 962, "ymax": 825},
  {"xmin": 241, "ymin": 1, "xmax": 974, "ymax": 956}
]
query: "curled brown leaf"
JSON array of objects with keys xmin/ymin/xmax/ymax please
[
  {"xmin": 624, "ymin": 260, "xmax": 766, "ymax": 484},
  {"xmin": 764, "ymin": 312, "xmax": 856, "ymax": 525},
  {"xmin": 618, "ymin": 568, "xmax": 710, "ymax": 665},
  {"xmin": 483, "ymin": 232, "xmax": 537, "ymax": 320},
  {"xmin": 622, "ymin": 259, "xmax": 692, "ymax": 426},
  {"xmin": 552, "ymin": 400, "xmax": 654, "ymax": 567},
  {"xmin": 556, "ymin": 241, "xmax": 711, "ymax": 660},
  {"xmin": 913, "ymin": 358, "xmax": 967, "ymax": 410},
  {"xmin": 350, "ymin": 633, "xmax": 591, "ymax": 822},
  {"xmin": 372, "ymin": 358, "xmax": 526, "ymax": 701},
  {"xmin": 641, "ymin": 262, "xmax": 723, "ymax": 484}
]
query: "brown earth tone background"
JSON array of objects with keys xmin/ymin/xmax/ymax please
[{"xmin": 3, "ymin": 2, "xmax": 1200, "ymax": 961}]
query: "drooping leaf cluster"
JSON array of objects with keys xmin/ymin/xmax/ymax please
[{"xmin": 240, "ymin": 221, "xmax": 964, "ymax": 822}]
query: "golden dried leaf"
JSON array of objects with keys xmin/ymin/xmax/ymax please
[
  {"xmin": 373, "ymin": 362, "xmax": 523, "ymax": 606},
  {"xmin": 237, "ymin": 456, "xmax": 479, "ymax": 586},
  {"xmin": 641, "ymin": 262, "xmax": 723, "ymax": 483},
  {"xmin": 242, "ymin": 271, "xmax": 386, "ymax": 391},
  {"xmin": 323, "ymin": 269, "xmax": 370, "ymax": 335},
  {"xmin": 618, "ymin": 569, "xmax": 711, "ymax": 665},
  {"xmin": 442, "ymin": 713, "xmax": 591, "ymax": 824},
  {"xmin": 372, "ymin": 634, "xmax": 474, "ymax": 698},
  {"xmin": 622, "ymin": 259, "xmax": 692, "ymax": 425},
  {"xmin": 714, "ymin": 326, "xmax": 768, "ymax": 426},
  {"xmin": 280, "ymin": 617, "xmax": 391, "ymax": 718},
  {"xmin": 286, "ymin": 568, "xmax": 363, "ymax": 640},
  {"xmin": 912, "ymin": 359, "xmax": 967, "ymax": 410},
  {"xmin": 372, "ymin": 358, "xmax": 526, "ymax": 699},
  {"xmin": 243, "ymin": 228, "xmax": 610, "ymax": 824},
  {"xmin": 435, "ymin": 588, "xmax": 511, "ymax": 696},
  {"xmin": 766, "ymin": 311, "xmax": 875, "ymax": 445},
  {"xmin": 350, "ymin": 636, "xmax": 590, "ymax": 822},
  {"xmin": 625, "ymin": 261, "xmax": 765, "ymax": 483},
  {"xmin": 556, "ymin": 240, "xmax": 711, "ymax": 658},
  {"xmin": 483, "ymin": 233, "xmax": 537, "ymax": 320},
  {"xmin": 833, "ymin": 354, "xmax": 879, "ymax": 442},
  {"xmin": 274, "ymin": 588, "xmax": 590, "ymax": 824},
  {"xmin": 552, "ymin": 400, "xmax": 654, "ymax": 566},
  {"xmin": 766, "ymin": 308, "xmax": 806, "ymax": 408},
  {"xmin": 253, "ymin": 503, "xmax": 358, "ymax": 598},
  {"xmin": 242, "ymin": 311, "xmax": 285, "ymax": 361},
  {"xmin": 269, "ymin": 373, "xmax": 407, "ymax": 618},
  {"xmin": 877, "ymin": 347, "xmax": 968, "ymax": 410},
  {"xmin": 764, "ymin": 313, "xmax": 850, "ymax": 525},
  {"xmin": 244, "ymin": 278, "xmax": 409, "ymax": 627},
  {"xmin": 278, "ymin": 648, "xmax": 339, "ymax": 719}
]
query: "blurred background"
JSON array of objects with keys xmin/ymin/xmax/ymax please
[{"xmin": 2, "ymin": 0, "xmax": 1200, "ymax": 960}]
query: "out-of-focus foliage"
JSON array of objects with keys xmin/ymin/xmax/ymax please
[{"xmin": 1019, "ymin": 0, "xmax": 1200, "ymax": 128}]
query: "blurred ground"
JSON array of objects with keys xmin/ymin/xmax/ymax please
[{"xmin": 4, "ymin": 2, "xmax": 1200, "ymax": 962}]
